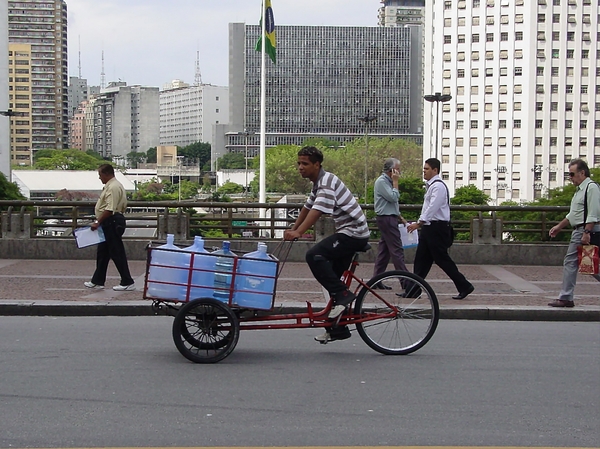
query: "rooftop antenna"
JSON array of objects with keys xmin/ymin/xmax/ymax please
[
  {"xmin": 78, "ymin": 35, "xmax": 82, "ymax": 78},
  {"xmin": 194, "ymin": 50, "xmax": 202, "ymax": 86},
  {"xmin": 100, "ymin": 49, "xmax": 106, "ymax": 90}
]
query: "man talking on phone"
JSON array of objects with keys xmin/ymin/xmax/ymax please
[{"xmin": 372, "ymin": 158, "xmax": 409, "ymax": 288}]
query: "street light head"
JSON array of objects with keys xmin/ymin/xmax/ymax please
[
  {"xmin": 0, "ymin": 109, "xmax": 16, "ymax": 117},
  {"xmin": 424, "ymin": 95, "xmax": 437, "ymax": 103},
  {"xmin": 440, "ymin": 95, "xmax": 452, "ymax": 102}
]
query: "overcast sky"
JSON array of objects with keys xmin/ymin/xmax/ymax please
[{"xmin": 67, "ymin": 0, "xmax": 381, "ymax": 89}]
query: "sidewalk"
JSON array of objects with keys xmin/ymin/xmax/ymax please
[{"xmin": 0, "ymin": 259, "xmax": 598, "ymax": 321}]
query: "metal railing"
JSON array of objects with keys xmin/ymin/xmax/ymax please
[{"xmin": 0, "ymin": 200, "xmax": 571, "ymax": 243}]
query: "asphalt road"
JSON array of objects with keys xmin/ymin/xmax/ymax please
[{"xmin": 0, "ymin": 317, "xmax": 598, "ymax": 448}]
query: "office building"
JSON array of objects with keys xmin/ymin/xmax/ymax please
[
  {"xmin": 379, "ymin": 0, "xmax": 426, "ymax": 26},
  {"xmin": 68, "ymin": 76, "xmax": 88, "ymax": 118},
  {"xmin": 424, "ymin": 0, "xmax": 599, "ymax": 203},
  {"xmin": 68, "ymin": 100, "xmax": 86, "ymax": 150},
  {"xmin": 218, "ymin": 23, "xmax": 421, "ymax": 164},
  {"xmin": 160, "ymin": 79, "xmax": 228, "ymax": 147},
  {"xmin": 8, "ymin": 0, "xmax": 69, "ymax": 164},
  {"xmin": 92, "ymin": 82, "xmax": 159, "ymax": 159}
]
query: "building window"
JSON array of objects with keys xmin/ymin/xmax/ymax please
[
  {"xmin": 486, "ymin": 33, "xmax": 494, "ymax": 42},
  {"xmin": 457, "ymin": 69, "xmax": 465, "ymax": 78},
  {"xmin": 458, "ymin": 34, "xmax": 466, "ymax": 43},
  {"xmin": 514, "ymin": 67, "xmax": 523, "ymax": 76},
  {"xmin": 472, "ymin": 34, "xmax": 480, "ymax": 43},
  {"xmin": 514, "ymin": 119, "xmax": 521, "ymax": 128},
  {"xmin": 501, "ymin": 32, "xmax": 508, "ymax": 41},
  {"xmin": 515, "ymin": 31, "xmax": 523, "ymax": 40},
  {"xmin": 500, "ymin": 120, "xmax": 508, "ymax": 128},
  {"xmin": 444, "ymin": 35, "xmax": 452, "ymax": 44},
  {"xmin": 553, "ymin": 14, "xmax": 560, "ymax": 23},
  {"xmin": 535, "ymin": 119, "xmax": 543, "ymax": 129},
  {"xmin": 470, "ymin": 172, "xmax": 478, "ymax": 180},
  {"xmin": 471, "ymin": 120, "xmax": 479, "ymax": 129},
  {"xmin": 552, "ymin": 67, "xmax": 560, "ymax": 76}
]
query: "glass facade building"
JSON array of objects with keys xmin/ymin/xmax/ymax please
[{"xmin": 224, "ymin": 24, "xmax": 421, "ymax": 156}]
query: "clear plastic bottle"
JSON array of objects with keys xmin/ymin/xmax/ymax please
[
  {"xmin": 234, "ymin": 242, "xmax": 277, "ymax": 309},
  {"xmin": 181, "ymin": 236, "xmax": 216, "ymax": 300},
  {"xmin": 147, "ymin": 234, "xmax": 190, "ymax": 301},
  {"xmin": 212, "ymin": 241, "xmax": 236, "ymax": 302}
]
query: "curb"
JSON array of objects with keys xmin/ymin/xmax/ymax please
[{"xmin": 0, "ymin": 302, "xmax": 598, "ymax": 321}]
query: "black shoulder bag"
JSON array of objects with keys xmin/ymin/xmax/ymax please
[{"xmin": 583, "ymin": 181, "xmax": 600, "ymax": 247}]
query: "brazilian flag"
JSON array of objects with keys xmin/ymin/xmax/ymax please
[{"xmin": 255, "ymin": 0, "xmax": 276, "ymax": 64}]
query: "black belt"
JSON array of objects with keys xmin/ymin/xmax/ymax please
[{"xmin": 429, "ymin": 220, "xmax": 449, "ymax": 224}]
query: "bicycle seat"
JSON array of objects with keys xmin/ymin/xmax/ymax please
[{"xmin": 357, "ymin": 243, "xmax": 372, "ymax": 253}]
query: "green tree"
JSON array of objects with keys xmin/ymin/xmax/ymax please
[
  {"xmin": 256, "ymin": 145, "xmax": 311, "ymax": 194},
  {"xmin": 126, "ymin": 151, "xmax": 147, "ymax": 168},
  {"xmin": 217, "ymin": 181, "xmax": 244, "ymax": 194},
  {"xmin": 146, "ymin": 147, "xmax": 157, "ymax": 164},
  {"xmin": 449, "ymin": 185, "xmax": 491, "ymax": 241},
  {"xmin": 179, "ymin": 142, "xmax": 211, "ymax": 168},
  {"xmin": 34, "ymin": 149, "xmax": 106, "ymax": 170},
  {"xmin": 398, "ymin": 177, "xmax": 426, "ymax": 221},
  {"xmin": 0, "ymin": 172, "xmax": 26, "ymax": 203},
  {"xmin": 217, "ymin": 152, "xmax": 246, "ymax": 169},
  {"xmin": 85, "ymin": 149, "xmax": 105, "ymax": 161},
  {"xmin": 302, "ymin": 137, "xmax": 342, "ymax": 149}
]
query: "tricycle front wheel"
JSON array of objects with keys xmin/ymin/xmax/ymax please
[{"xmin": 172, "ymin": 298, "xmax": 240, "ymax": 363}]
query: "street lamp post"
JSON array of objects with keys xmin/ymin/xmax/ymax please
[
  {"xmin": 237, "ymin": 130, "xmax": 255, "ymax": 198},
  {"xmin": 424, "ymin": 92, "xmax": 452, "ymax": 160},
  {"xmin": 358, "ymin": 112, "xmax": 377, "ymax": 203},
  {"xmin": 177, "ymin": 155, "xmax": 184, "ymax": 203}
]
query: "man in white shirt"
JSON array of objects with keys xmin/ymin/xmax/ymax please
[{"xmin": 407, "ymin": 158, "xmax": 474, "ymax": 300}]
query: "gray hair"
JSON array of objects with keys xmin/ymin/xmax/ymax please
[{"xmin": 383, "ymin": 158, "xmax": 400, "ymax": 173}]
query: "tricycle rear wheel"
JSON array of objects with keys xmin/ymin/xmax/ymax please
[
  {"xmin": 354, "ymin": 271, "xmax": 439, "ymax": 355},
  {"xmin": 172, "ymin": 298, "xmax": 239, "ymax": 363}
]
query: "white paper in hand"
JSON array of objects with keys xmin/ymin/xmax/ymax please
[
  {"xmin": 398, "ymin": 223, "xmax": 419, "ymax": 249},
  {"xmin": 74, "ymin": 226, "xmax": 106, "ymax": 248}
]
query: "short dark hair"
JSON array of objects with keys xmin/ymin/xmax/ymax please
[
  {"xmin": 98, "ymin": 164, "xmax": 115, "ymax": 176},
  {"xmin": 298, "ymin": 146, "xmax": 323, "ymax": 164},
  {"xmin": 569, "ymin": 158, "xmax": 590, "ymax": 177},
  {"xmin": 424, "ymin": 157, "xmax": 441, "ymax": 173}
]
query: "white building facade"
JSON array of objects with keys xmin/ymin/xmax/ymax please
[
  {"xmin": 0, "ymin": 0, "xmax": 9, "ymax": 178},
  {"xmin": 424, "ymin": 0, "xmax": 599, "ymax": 203},
  {"xmin": 159, "ymin": 80, "xmax": 228, "ymax": 147}
]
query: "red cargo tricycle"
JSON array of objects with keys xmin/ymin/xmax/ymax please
[{"xmin": 144, "ymin": 241, "xmax": 439, "ymax": 363}]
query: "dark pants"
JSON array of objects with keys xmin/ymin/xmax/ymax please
[
  {"xmin": 306, "ymin": 233, "xmax": 369, "ymax": 296},
  {"xmin": 91, "ymin": 214, "xmax": 134, "ymax": 286},
  {"xmin": 373, "ymin": 215, "xmax": 408, "ymax": 276},
  {"xmin": 413, "ymin": 221, "xmax": 471, "ymax": 294}
]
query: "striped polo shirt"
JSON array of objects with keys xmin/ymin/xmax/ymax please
[{"xmin": 305, "ymin": 168, "xmax": 370, "ymax": 239}]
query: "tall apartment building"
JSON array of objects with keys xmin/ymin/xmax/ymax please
[
  {"xmin": 68, "ymin": 100, "xmax": 86, "ymax": 150},
  {"xmin": 1, "ymin": 0, "xmax": 11, "ymax": 177},
  {"xmin": 217, "ymin": 23, "xmax": 421, "ymax": 164},
  {"xmin": 424, "ymin": 0, "xmax": 599, "ymax": 204},
  {"xmin": 159, "ymin": 79, "xmax": 228, "ymax": 147},
  {"xmin": 8, "ymin": 0, "xmax": 69, "ymax": 165},
  {"xmin": 92, "ymin": 82, "xmax": 159, "ymax": 158}
]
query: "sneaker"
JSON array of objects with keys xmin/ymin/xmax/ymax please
[
  {"xmin": 113, "ymin": 284, "xmax": 136, "ymax": 292},
  {"xmin": 314, "ymin": 326, "xmax": 352, "ymax": 344},
  {"xmin": 84, "ymin": 282, "xmax": 104, "ymax": 289},
  {"xmin": 328, "ymin": 305, "xmax": 346, "ymax": 319},
  {"xmin": 328, "ymin": 290, "xmax": 356, "ymax": 318}
]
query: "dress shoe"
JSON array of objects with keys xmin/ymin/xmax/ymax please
[
  {"xmin": 548, "ymin": 299, "xmax": 574, "ymax": 308},
  {"xmin": 371, "ymin": 283, "xmax": 392, "ymax": 290},
  {"xmin": 452, "ymin": 285, "xmax": 474, "ymax": 300}
]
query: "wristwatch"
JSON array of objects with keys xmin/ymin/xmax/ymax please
[{"xmin": 583, "ymin": 229, "xmax": 591, "ymax": 234}]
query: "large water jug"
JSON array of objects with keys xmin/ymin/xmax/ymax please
[
  {"xmin": 212, "ymin": 241, "xmax": 236, "ymax": 303},
  {"xmin": 147, "ymin": 234, "xmax": 190, "ymax": 301},
  {"xmin": 181, "ymin": 236, "xmax": 216, "ymax": 300},
  {"xmin": 233, "ymin": 243, "xmax": 277, "ymax": 310}
]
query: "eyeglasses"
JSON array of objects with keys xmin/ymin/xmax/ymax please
[{"xmin": 568, "ymin": 172, "xmax": 577, "ymax": 177}]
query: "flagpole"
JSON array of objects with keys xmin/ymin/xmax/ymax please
[{"xmin": 259, "ymin": 0, "xmax": 267, "ymax": 221}]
